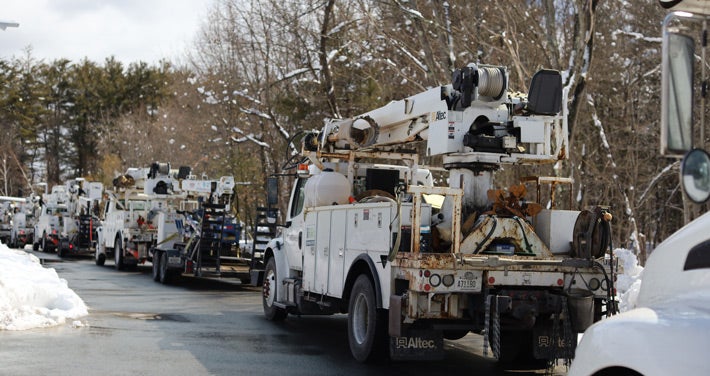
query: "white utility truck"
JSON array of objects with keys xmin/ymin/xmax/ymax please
[
  {"xmin": 570, "ymin": 1, "xmax": 710, "ymax": 375},
  {"xmin": 57, "ymin": 179, "xmax": 104, "ymax": 257},
  {"xmin": 95, "ymin": 163, "xmax": 183, "ymax": 269},
  {"xmin": 0, "ymin": 195, "xmax": 31, "ymax": 247},
  {"xmin": 0, "ymin": 200, "xmax": 13, "ymax": 244},
  {"xmin": 10, "ymin": 197, "xmax": 36, "ymax": 249},
  {"xmin": 262, "ymin": 63, "xmax": 617, "ymax": 366},
  {"xmin": 34, "ymin": 184, "xmax": 71, "ymax": 253}
]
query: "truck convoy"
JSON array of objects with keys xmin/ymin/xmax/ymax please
[
  {"xmin": 569, "ymin": 1, "xmax": 710, "ymax": 375},
  {"xmin": 261, "ymin": 63, "xmax": 616, "ymax": 366}
]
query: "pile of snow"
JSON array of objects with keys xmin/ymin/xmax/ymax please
[
  {"xmin": 613, "ymin": 248, "xmax": 644, "ymax": 312},
  {"xmin": 0, "ymin": 244, "xmax": 88, "ymax": 330}
]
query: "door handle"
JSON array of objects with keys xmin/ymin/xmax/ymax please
[{"xmin": 298, "ymin": 231, "xmax": 302, "ymax": 249}]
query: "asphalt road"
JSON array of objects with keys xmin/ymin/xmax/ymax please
[{"xmin": 0, "ymin": 250, "xmax": 566, "ymax": 376}]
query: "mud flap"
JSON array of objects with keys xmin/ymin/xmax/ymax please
[
  {"xmin": 532, "ymin": 324, "xmax": 576, "ymax": 360},
  {"xmin": 389, "ymin": 329, "xmax": 444, "ymax": 361},
  {"xmin": 164, "ymin": 249, "xmax": 183, "ymax": 268}
]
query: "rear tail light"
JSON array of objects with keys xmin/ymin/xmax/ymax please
[{"xmin": 442, "ymin": 274, "xmax": 455, "ymax": 287}]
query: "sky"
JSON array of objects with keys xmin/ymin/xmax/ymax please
[{"xmin": 0, "ymin": 0, "xmax": 212, "ymax": 65}]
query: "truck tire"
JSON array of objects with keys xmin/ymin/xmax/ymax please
[
  {"xmin": 499, "ymin": 330, "xmax": 547, "ymax": 369},
  {"xmin": 159, "ymin": 251, "xmax": 172, "ymax": 284},
  {"xmin": 114, "ymin": 237, "xmax": 124, "ymax": 271},
  {"xmin": 95, "ymin": 242, "xmax": 106, "ymax": 266},
  {"xmin": 262, "ymin": 257, "xmax": 287, "ymax": 321},
  {"xmin": 152, "ymin": 251, "xmax": 161, "ymax": 281},
  {"xmin": 443, "ymin": 330, "xmax": 469, "ymax": 340},
  {"xmin": 348, "ymin": 274, "xmax": 387, "ymax": 363},
  {"xmin": 41, "ymin": 232, "xmax": 48, "ymax": 253}
]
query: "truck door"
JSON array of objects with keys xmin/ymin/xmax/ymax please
[{"xmin": 283, "ymin": 177, "xmax": 307, "ymax": 271}]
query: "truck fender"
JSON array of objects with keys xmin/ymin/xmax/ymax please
[
  {"xmin": 343, "ymin": 254, "xmax": 384, "ymax": 309},
  {"xmin": 263, "ymin": 237, "xmax": 291, "ymax": 302}
]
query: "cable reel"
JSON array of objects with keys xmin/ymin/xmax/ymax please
[{"xmin": 572, "ymin": 207, "xmax": 612, "ymax": 259}]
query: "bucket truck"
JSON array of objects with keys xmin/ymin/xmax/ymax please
[{"xmin": 261, "ymin": 63, "xmax": 616, "ymax": 366}]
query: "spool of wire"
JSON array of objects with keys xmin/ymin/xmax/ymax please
[{"xmin": 477, "ymin": 67, "xmax": 506, "ymax": 99}]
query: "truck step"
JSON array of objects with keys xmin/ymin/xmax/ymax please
[{"xmin": 273, "ymin": 301, "xmax": 296, "ymax": 309}]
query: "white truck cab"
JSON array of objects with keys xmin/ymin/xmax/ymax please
[{"xmin": 570, "ymin": 2, "xmax": 710, "ymax": 375}]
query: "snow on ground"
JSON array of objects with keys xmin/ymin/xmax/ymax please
[
  {"xmin": 614, "ymin": 248, "xmax": 644, "ymax": 312},
  {"xmin": 0, "ymin": 243, "xmax": 88, "ymax": 331}
]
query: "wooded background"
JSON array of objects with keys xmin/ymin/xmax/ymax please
[{"xmin": 0, "ymin": 1, "xmax": 694, "ymax": 259}]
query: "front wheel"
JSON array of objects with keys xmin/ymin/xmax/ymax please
[
  {"xmin": 114, "ymin": 237, "xmax": 124, "ymax": 271},
  {"xmin": 348, "ymin": 274, "xmax": 387, "ymax": 363},
  {"xmin": 95, "ymin": 241, "xmax": 106, "ymax": 266},
  {"xmin": 262, "ymin": 257, "xmax": 287, "ymax": 321}
]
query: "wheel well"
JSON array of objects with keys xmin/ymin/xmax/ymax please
[
  {"xmin": 263, "ymin": 248, "xmax": 274, "ymax": 264},
  {"xmin": 593, "ymin": 366, "xmax": 643, "ymax": 376},
  {"xmin": 343, "ymin": 258, "xmax": 382, "ymax": 310}
]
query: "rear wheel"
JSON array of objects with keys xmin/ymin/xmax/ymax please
[
  {"xmin": 499, "ymin": 330, "xmax": 548, "ymax": 369},
  {"xmin": 443, "ymin": 330, "xmax": 469, "ymax": 340},
  {"xmin": 152, "ymin": 251, "xmax": 161, "ymax": 281},
  {"xmin": 348, "ymin": 274, "xmax": 387, "ymax": 363},
  {"xmin": 114, "ymin": 237, "xmax": 124, "ymax": 270},
  {"xmin": 41, "ymin": 232, "xmax": 48, "ymax": 253},
  {"xmin": 262, "ymin": 257, "xmax": 287, "ymax": 321},
  {"xmin": 58, "ymin": 240, "xmax": 67, "ymax": 257}
]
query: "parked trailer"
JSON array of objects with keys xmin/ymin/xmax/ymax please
[{"xmin": 149, "ymin": 176, "xmax": 256, "ymax": 285}]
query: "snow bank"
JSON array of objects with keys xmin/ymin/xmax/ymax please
[
  {"xmin": 613, "ymin": 248, "xmax": 644, "ymax": 312},
  {"xmin": 0, "ymin": 244, "xmax": 88, "ymax": 330}
]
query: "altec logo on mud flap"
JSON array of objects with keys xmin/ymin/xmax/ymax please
[{"xmin": 395, "ymin": 337, "xmax": 437, "ymax": 349}]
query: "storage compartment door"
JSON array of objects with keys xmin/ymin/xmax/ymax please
[
  {"xmin": 314, "ymin": 210, "xmax": 332, "ymax": 294},
  {"xmin": 327, "ymin": 210, "xmax": 346, "ymax": 297}
]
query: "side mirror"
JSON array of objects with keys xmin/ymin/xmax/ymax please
[
  {"xmin": 267, "ymin": 177, "xmax": 278, "ymax": 206},
  {"xmin": 681, "ymin": 149, "xmax": 710, "ymax": 204},
  {"xmin": 661, "ymin": 31, "xmax": 694, "ymax": 156}
]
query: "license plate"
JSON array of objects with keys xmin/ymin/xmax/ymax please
[{"xmin": 456, "ymin": 276, "xmax": 479, "ymax": 290}]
